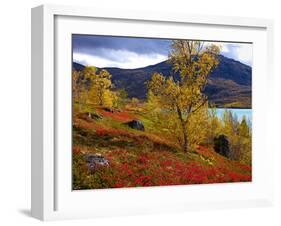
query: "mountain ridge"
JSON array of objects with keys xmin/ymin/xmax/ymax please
[{"xmin": 73, "ymin": 55, "xmax": 252, "ymax": 108}]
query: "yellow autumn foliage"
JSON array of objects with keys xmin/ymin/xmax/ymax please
[{"xmin": 147, "ymin": 40, "xmax": 221, "ymax": 152}]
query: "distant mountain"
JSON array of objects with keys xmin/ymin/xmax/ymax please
[
  {"xmin": 73, "ymin": 62, "xmax": 85, "ymax": 71},
  {"xmin": 73, "ymin": 55, "xmax": 252, "ymax": 108}
]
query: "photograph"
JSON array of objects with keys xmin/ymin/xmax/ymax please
[{"xmin": 71, "ymin": 35, "xmax": 252, "ymax": 190}]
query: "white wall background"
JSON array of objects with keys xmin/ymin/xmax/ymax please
[{"xmin": 0, "ymin": 0, "xmax": 280, "ymax": 225}]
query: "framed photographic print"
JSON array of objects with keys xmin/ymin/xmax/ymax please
[{"xmin": 31, "ymin": 4, "xmax": 274, "ymax": 221}]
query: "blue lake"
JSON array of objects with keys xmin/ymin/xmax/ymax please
[{"xmin": 213, "ymin": 108, "xmax": 252, "ymax": 123}]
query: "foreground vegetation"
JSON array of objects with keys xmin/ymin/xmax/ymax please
[{"xmin": 73, "ymin": 104, "xmax": 251, "ymax": 189}]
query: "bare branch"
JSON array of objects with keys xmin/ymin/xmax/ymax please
[{"xmin": 191, "ymin": 96, "xmax": 208, "ymax": 114}]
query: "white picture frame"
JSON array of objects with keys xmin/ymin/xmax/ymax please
[{"xmin": 31, "ymin": 4, "xmax": 274, "ymax": 221}]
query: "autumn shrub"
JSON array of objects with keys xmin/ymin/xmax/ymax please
[
  {"xmin": 206, "ymin": 110, "xmax": 252, "ymax": 164},
  {"xmin": 145, "ymin": 93, "xmax": 210, "ymax": 152},
  {"xmin": 205, "ymin": 108, "xmax": 223, "ymax": 144}
]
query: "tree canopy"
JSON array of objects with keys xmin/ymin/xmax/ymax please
[
  {"xmin": 73, "ymin": 66, "xmax": 117, "ymax": 109},
  {"xmin": 147, "ymin": 40, "xmax": 221, "ymax": 152}
]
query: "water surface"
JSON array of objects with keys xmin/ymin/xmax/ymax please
[{"xmin": 213, "ymin": 108, "xmax": 252, "ymax": 123}]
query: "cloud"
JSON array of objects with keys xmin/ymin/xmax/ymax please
[
  {"xmin": 73, "ymin": 35, "xmax": 171, "ymax": 55},
  {"xmin": 73, "ymin": 51, "xmax": 168, "ymax": 69},
  {"xmin": 221, "ymin": 43, "xmax": 253, "ymax": 66},
  {"xmin": 72, "ymin": 35, "xmax": 171, "ymax": 68},
  {"xmin": 73, "ymin": 35, "xmax": 253, "ymax": 68}
]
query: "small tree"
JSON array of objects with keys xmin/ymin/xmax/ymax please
[
  {"xmin": 221, "ymin": 111, "xmax": 251, "ymax": 163},
  {"xmin": 238, "ymin": 116, "xmax": 251, "ymax": 164},
  {"xmin": 79, "ymin": 66, "xmax": 116, "ymax": 108},
  {"xmin": 115, "ymin": 88, "xmax": 128, "ymax": 109},
  {"xmin": 73, "ymin": 67, "xmax": 98, "ymax": 111},
  {"xmin": 73, "ymin": 66, "xmax": 117, "ymax": 110},
  {"xmin": 83, "ymin": 66, "xmax": 98, "ymax": 104},
  {"xmin": 72, "ymin": 70, "xmax": 85, "ymax": 111},
  {"xmin": 206, "ymin": 108, "xmax": 223, "ymax": 145},
  {"xmin": 147, "ymin": 40, "xmax": 220, "ymax": 152},
  {"xmin": 131, "ymin": 97, "xmax": 140, "ymax": 107},
  {"xmin": 89, "ymin": 69, "xmax": 113, "ymax": 107},
  {"xmin": 238, "ymin": 116, "xmax": 250, "ymax": 137}
]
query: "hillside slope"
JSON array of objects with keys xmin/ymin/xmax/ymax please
[{"xmin": 73, "ymin": 106, "xmax": 252, "ymax": 189}]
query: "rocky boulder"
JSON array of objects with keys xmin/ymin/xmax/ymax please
[
  {"xmin": 88, "ymin": 112, "xmax": 103, "ymax": 120},
  {"xmin": 78, "ymin": 112, "xmax": 103, "ymax": 121},
  {"xmin": 85, "ymin": 153, "xmax": 109, "ymax": 173},
  {"xmin": 126, "ymin": 120, "xmax": 145, "ymax": 131},
  {"xmin": 213, "ymin": 134, "xmax": 230, "ymax": 158},
  {"xmin": 103, "ymin": 107, "xmax": 114, "ymax": 113}
]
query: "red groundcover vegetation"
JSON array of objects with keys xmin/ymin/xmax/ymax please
[
  {"xmin": 72, "ymin": 109, "xmax": 251, "ymax": 190},
  {"xmin": 73, "ymin": 146, "xmax": 251, "ymax": 189}
]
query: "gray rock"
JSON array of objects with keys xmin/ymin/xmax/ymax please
[
  {"xmin": 78, "ymin": 112, "xmax": 102, "ymax": 121},
  {"xmin": 85, "ymin": 153, "xmax": 109, "ymax": 173},
  {"xmin": 126, "ymin": 120, "xmax": 145, "ymax": 131},
  {"xmin": 87, "ymin": 112, "xmax": 103, "ymax": 120}
]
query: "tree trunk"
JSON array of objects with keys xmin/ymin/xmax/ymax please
[
  {"xmin": 176, "ymin": 106, "xmax": 189, "ymax": 153},
  {"xmin": 182, "ymin": 124, "xmax": 189, "ymax": 153},
  {"xmin": 98, "ymin": 90, "xmax": 103, "ymax": 106},
  {"xmin": 77, "ymin": 93, "xmax": 82, "ymax": 112}
]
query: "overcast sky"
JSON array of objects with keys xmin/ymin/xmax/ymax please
[{"xmin": 72, "ymin": 35, "xmax": 253, "ymax": 69}]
